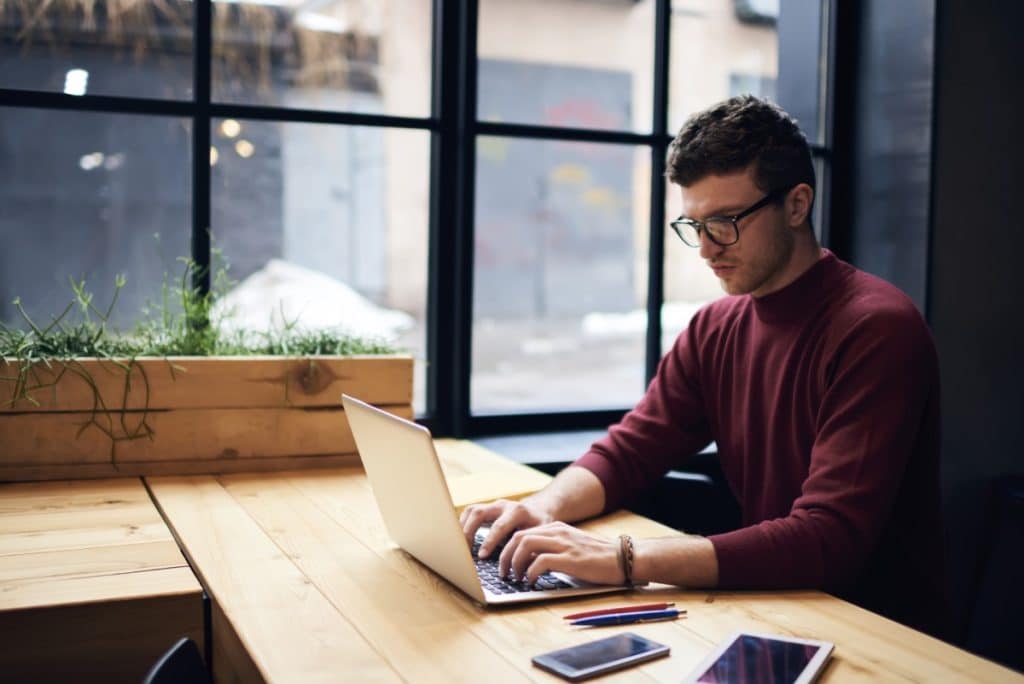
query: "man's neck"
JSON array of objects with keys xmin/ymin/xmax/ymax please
[{"xmin": 751, "ymin": 237, "xmax": 824, "ymax": 299}]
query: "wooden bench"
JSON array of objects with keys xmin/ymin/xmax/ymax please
[{"xmin": 0, "ymin": 478, "xmax": 204, "ymax": 682}]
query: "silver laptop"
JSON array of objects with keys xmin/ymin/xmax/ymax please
[{"xmin": 342, "ymin": 394, "xmax": 629, "ymax": 606}]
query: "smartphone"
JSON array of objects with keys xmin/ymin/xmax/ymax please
[
  {"xmin": 682, "ymin": 631, "xmax": 834, "ymax": 684},
  {"xmin": 532, "ymin": 632, "xmax": 670, "ymax": 681}
]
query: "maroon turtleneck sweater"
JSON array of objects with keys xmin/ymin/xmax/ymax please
[{"xmin": 575, "ymin": 250, "xmax": 946, "ymax": 636}]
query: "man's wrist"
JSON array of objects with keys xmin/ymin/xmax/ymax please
[
  {"xmin": 522, "ymin": 465, "xmax": 606, "ymax": 524},
  {"xmin": 617, "ymin": 534, "xmax": 635, "ymax": 585},
  {"xmin": 630, "ymin": 535, "xmax": 719, "ymax": 587},
  {"xmin": 521, "ymin": 491, "xmax": 560, "ymax": 523}
]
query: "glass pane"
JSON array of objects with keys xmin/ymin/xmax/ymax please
[
  {"xmin": 0, "ymin": 108, "xmax": 191, "ymax": 331},
  {"xmin": 212, "ymin": 1, "xmax": 431, "ymax": 117},
  {"xmin": 777, "ymin": 0, "xmax": 827, "ymax": 145},
  {"xmin": 662, "ymin": 179, "xmax": 725, "ymax": 350},
  {"xmin": 472, "ymin": 138, "xmax": 651, "ymax": 412},
  {"xmin": 0, "ymin": 1, "xmax": 193, "ymax": 99},
  {"xmin": 812, "ymin": 155, "xmax": 827, "ymax": 243},
  {"xmin": 477, "ymin": 0, "xmax": 654, "ymax": 133},
  {"xmin": 669, "ymin": 0, "xmax": 779, "ymax": 133},
  {"xmin": 210, "ymin": 121, "xmax": 429, "ymax": 414}
]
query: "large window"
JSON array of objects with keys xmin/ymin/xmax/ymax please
[
  {"xmin": 0, "ymin": 0, "xmax": 432, "ymax": 413},
  {"xmin": 0, "ymin": 0, "xmax": 833, "ymax": 436}
]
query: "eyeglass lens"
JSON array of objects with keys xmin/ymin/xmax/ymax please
[{"xmin": 677, "ymin": 218, "xmax": 737, "ymax": 247}]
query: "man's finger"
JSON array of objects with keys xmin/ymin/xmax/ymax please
[
  {"xmin": 478, "ymin": 506, "xmax": 523, "ymax": 558},
  {"xmin": 459, "ymin": 506, "xmax": 481, "ymax": 543},
  {"xmin": 497, "ymin": 527, "xmax": 529, "ymax": 576},
  {"xmin": 509, "ymin": 533, "xmax": 562, "ymax": 580},
  {"xmin": 526, "ymin": 552, "xmax": 561, "ymax": 585},
  {"xmin": 461, "ymin": 503, "xmax": 501, "ymax": 545}
]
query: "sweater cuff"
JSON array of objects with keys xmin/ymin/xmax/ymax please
[
  {"xmin": 709, "ymin": 525, "xmax": 810, "ymax": 589},
  {"xmin": 572, "ymin": 451, "xmax": 623, "ymax": 514},
  {"xmin": 708, "ymin": 527, "xmax": 761, "ymax": 588}
]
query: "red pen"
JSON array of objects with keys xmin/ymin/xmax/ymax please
[{"xmin": 562, "ymin": 602, "xmax": 677, "ymax": 620}]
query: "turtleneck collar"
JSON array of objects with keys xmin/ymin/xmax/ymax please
[{"xmin": 750, "ymin": 248, "xmax": 846, "ymax": 325}]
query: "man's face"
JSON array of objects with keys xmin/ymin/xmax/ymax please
[{"xmin": 679, "ymin": 167, "xmax": 795, "ymax": 297}]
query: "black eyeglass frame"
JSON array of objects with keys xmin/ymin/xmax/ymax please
[{"xmin": 670, "ymin": 184, "xmax": 796, "ymax": 247}]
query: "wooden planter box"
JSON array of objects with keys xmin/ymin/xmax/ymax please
[{"xmin": 0, "ymin": 355, "xmax": 413, "ymax": 482}]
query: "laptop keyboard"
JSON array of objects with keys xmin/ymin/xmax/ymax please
[{"xmin": 472, "ymin": 535, "xmax": 572, "ymax": 594}]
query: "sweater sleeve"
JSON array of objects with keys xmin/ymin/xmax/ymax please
[
  {"xmin": 573, "ymin": 311, "xmax": 715, "ymax": 512},
  {"xmin": 708, "ymin": 307, "xmax": 939, "ymax": 591}
]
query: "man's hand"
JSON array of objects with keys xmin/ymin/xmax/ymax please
[
  {"xmin": 499, "ymin": 522, "xmax": 624, "ymax": 585},
  {"xmin": 459, "ymin": 498, "xmax": 554, "ymax": 558},
  {"xmin": 460, "ymin": 465, "xmax": 608, "ymax": 561}
]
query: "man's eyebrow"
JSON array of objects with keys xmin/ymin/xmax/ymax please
[{"xmin": 680, "ymin": 203, "xmax": 748, "ymax": 220}]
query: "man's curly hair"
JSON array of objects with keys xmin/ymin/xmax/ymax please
[{"xmin": 666, "ymin": 95, "xmax": 815, "ymax": 200}]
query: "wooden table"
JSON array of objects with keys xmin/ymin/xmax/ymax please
[
  {"xmin": 0, "ymin": 477, "xmax": 204, "ymax": 682},
  {"xmin": 145, "ymin": 439, "xmax": 1021, "ymax": 683}
]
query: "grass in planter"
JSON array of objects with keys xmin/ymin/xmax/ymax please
[
  {"xmin": 1, "ymin": 275, "xmax": 163, "ymax": 460},
  {"xmin": 1, "ymin": 257, "xmax": 398, "ymax": 362},
  {"xmin": 1, "ymin": 256, "xmax": 400, "ymax": 466}
]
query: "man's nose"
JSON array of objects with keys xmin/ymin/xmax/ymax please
[{"xmin": 698, "ymin": 231, "xmax": 725, "ymax": 260}]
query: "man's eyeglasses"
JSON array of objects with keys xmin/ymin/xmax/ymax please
[{"xmin": 670, "ymin": 185, "xmax": 794, "ymax": 248}]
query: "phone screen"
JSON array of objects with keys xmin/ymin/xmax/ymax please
[
  {"xmin": 550, "ymin": 633, "xmax": 657, "ymax": 669},
  {"xmin": 695, "ymin": 634, "xmax": 823, "ymax": 683},
  {"xmin": 533, "ymin": 632, "xmax": 669, "ymax": 680}
]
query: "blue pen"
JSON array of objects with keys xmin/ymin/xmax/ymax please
[{"xmin": 570, "ymin": 608, "xmax": 684, "ymax": 627}]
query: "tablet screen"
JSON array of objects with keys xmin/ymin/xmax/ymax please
[{"xmin": 695, "ymin": 634, "xmax": 824, "ymax": 683}]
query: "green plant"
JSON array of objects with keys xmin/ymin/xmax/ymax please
[
  {"xmin": 0, "ymin": 275, "xmax": 158, "ymax": 462},
  {"xmin": 0, "ymin": 255, "xmax": 400, "ymax": 466}
]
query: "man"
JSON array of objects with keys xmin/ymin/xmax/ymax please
[{"xmin": 460, "ymin": 95, "xmax": 946, "ymax": 637}]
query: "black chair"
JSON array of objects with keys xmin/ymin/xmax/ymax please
[
  {"xmin": 626, "ymin": 451, "xmax": 741, "ymax": 536},
  {"xmin": 529, "ymin": 450, "xmax": 741, "ymax": 536},
  {"xmin": 142, "ymin": 637, "xmax": 211, "ymax": 684},
  {"xmin": 966, "ymin": 475, "xmax": 1024, "ymax": 673}
]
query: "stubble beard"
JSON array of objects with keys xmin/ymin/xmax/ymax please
[{"xmin": 718, "ymin": 228, "xmax": 795, "ymax": 297}]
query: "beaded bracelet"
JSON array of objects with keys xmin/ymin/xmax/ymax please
[{"xmin": 618, "ymin": 534, "xmax": 635, "ymax": 585}]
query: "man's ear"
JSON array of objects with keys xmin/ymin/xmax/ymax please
[{"xmin": 786, "ymin": 183, "xmax": 814, "ymax": 228}]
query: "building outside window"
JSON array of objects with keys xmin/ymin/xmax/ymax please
[{"xmin": 0, "ymin": 0, "xmax": 830, "ymax": 433}]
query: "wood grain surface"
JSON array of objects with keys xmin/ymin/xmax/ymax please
[{"xmin": 145, "ymin": 441, "xmax": 1023, "ymax": 683}]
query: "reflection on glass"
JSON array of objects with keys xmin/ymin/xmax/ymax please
[
  {"xmin": 212, "ymin": 0, "xmax": 431, "ymax": 117},
  {"xmin": 812, "ymin": 156, "xmax": 826, "ymax": 242},
  {"xmin": 662, "ymin": 180, "xmax": 725, "ymax": 351},
  {"xmin": 0, "ymin": 0, "xmax": 193, "ymax": 99},
  {"xmin": 695, "ymin": 635, "xmax": 822, "ymax": 683},
  {"xmin": 0, "ymin": 108, "xmax": 191, "ymax": 330},
  {"xmin": 478, "ymin": 0, "xmax": 653, "ymax": 132},
  {"xmin": 472, "ymin": 137, "xmax": 651, "ymax": 412},
  {"xmin": 210, "ymin": 121, "xmax": 429, "ymax": 413},
  {"xmin": 669, "ymin": 0, "xmax": 778, "ymax": 132}
]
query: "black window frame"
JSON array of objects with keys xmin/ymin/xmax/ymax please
[
  {"xmin": 0, "ymin": 0, "xmax": 835, "ymax": 440},
  {"xmin": 432, "ymin": 0, "xmax": 834, "ymax": 438}
]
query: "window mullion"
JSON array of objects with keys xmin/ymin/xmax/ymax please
[
  {"xmin": 428, "ymin": 0, "xmax": 478, "ymax": 437},
  {"xmin": 191, "ymin": 0, "xmax": 212, "ymax": 295},
  {"xmin": 646, "ymin": 0, "xmax": 672, "ymax": 384}
]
